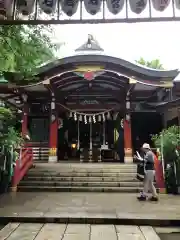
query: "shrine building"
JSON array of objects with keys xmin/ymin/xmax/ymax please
[{"xmin": 1, "ymin": 35, "xmax": 180, "ymax": 163}]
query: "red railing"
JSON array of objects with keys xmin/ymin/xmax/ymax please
[
  {"xmin": 12, "ymin": 147, "xmax": 33, "ymax": 191},
  {"xmin": 154, "ymin": 154, "xmax": 166, "ymax": 193}
]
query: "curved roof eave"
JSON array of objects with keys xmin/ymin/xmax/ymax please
[{"xmin": 36, "ymin": 54, "xmax": 179, "ymax": 79}]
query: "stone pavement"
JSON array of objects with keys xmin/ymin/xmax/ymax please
[
  {"xmin": 0, "ymin": 192, "xmax": 180, "ymax": 225},
  {"xmin": 0, "ymin": 223, "xmax": 163, "ymax": 239}
]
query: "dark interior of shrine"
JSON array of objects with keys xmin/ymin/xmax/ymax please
[
  {"xmin": 56, "ymin": 111, "xmax": 163, "ymax": 162},
  {"xmin": 131, "ymin": 112, "xmax": 163, "ymax": 151},
  {"xmin": 57, "ymin": 116, "xmax": 115, "ymax": 161}
]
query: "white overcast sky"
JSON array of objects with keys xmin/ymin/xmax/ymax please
[
  {"xmin": 53, "ymin": 22, "xmax": 180, "ymax": 70},
  {"xmin": 50, "ymin": 2, "xmax": 180, "ymax": 70}
]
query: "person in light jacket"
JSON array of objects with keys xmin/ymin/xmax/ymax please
[{"xmin": 137, "ymin": 143, "xmax": 159, "ymax": 201}]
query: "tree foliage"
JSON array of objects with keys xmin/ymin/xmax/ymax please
[
  {"xmin": 0, "ymin": 25, "xmax": 58, "ymax": 74},
  {"xmin": 136, "ymin": 58, "xmax": 164, "ymax": 70}
]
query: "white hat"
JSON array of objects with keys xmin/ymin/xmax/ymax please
[{"xmin": 142, "ymin": 143, "xmax": 151, "ymax": 149}]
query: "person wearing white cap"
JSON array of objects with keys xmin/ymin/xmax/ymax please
[{"xmin": 137, "ymin": 143, "xmax": 158, "ymax": 201}]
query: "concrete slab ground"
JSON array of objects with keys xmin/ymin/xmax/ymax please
[
  {"xmin": 0, "ymin": 223, "xmax": 168, "ymax": 240},
  {"xmin": 0, "ymin": 192, "xmax": 180, "ymax": 226}
]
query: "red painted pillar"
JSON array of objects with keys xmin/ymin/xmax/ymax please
[
  {"xmin": 49, "ymin": 96, "xmax": 58, "ymax": 162},
  {"xmin": 124, "ymin": 118, "xmax": 133, "ymax": 163}
]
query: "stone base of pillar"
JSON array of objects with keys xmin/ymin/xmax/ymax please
[
  {"xmin": 48, "ymin": 155, "xmax": 58, "ymax": 163},
  {"xmin": 124, "ymin": 148, "xmax": 133, "ymax": 163},
  {"xmin": 10, "ymin": 186, "xmax": 17, "ymax": 192}
]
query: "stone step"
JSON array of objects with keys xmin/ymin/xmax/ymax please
[
  {"xmin": 19, "ymin": 180, "xmax": 143, "ymax": 187},
  {"xmin": 27, "ymin": 172, "xmax": 137, "ymax": 177},
  {"xmin": 18, "ymin": 185, "xmax": 142, "ymax": 193},
  {"xmin": 23, "ymin": 176, "xmax": 139, "ymax": 182},
  {"xmin": 33, "ymin": 163, "xmax": 136, "ymax": 168},
  {"xmin": 29, "ymin": 168, "xmax": 137, "ymax": 174}
]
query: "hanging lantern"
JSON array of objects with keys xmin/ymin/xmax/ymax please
[
  {"xmin": 61, "ymin": 0, "xmax": 79, "ymax": 16},
  {"xmin": 151, "ymin": 0, "xmax": 170, "ymax": 12},
  {"xmin": 121, "ymin": 119, "xmax": 124, "ymax": 128},
  {"xmin": 98, "ymin": 115, "xmax": 101, "ymax": 122},
  {"xmin": 129, "ymin": 0, "xmax": 147, "ymax": 14},
  {"xmin": 17, "ymin": 0, "xmax": 35, "ymax": 15},
  {"xmin": 84, "ymin": 0, "xmax": 102, "ymax": 15},
  {"xmin": 106, "ymin": 0, "xmax": 125, "ymax": 15},
  {"xmin": 102, "ymin": 113, "xmax": 105, "ymax": 122},
  {"xmin": 51, "ymin": 114, "xmax": 56, "ymax": 122},
  {"xmin": 39, "ymin": 0, "xmax": 57, "ymax": 14},
  {"xmin": 0, "ymin": 0, "xmax": 14, "ymax": 19},
  {"xmin": 126, "ymin": 114, "xmax": 130, "ymax": 121},
  {"xmin": 113, "ymin": 112, "xmax": 118, "ymax": 120},
  {"xmin": 69, "ymin": 111, "xmax": 73, "ymax": 118},
  {"xmin": 175, "ymin": 0, "xmax": 180, "ymax": 10},
  {"xmin": 79, "ymin": 115, "xmax": 82, "ymax": 121},
  {"xmin": 107, "ymin": 112, "xmax": 111, "ymax": 120}
]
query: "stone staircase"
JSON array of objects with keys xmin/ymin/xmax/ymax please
[{"xmin": 18, "ymin": 162, "xmax": 143, "ymax": 193}]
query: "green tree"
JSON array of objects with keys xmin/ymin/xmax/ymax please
[
  {"xmin": 136, "ymin": 58, "xmax": 164, "ymax": 70},
  {"xmin": 0, "ymin": 25, "xmax": 59, "ymax": 74}
]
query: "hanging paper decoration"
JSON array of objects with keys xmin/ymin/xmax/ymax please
[
  {"xmin": 175, "ymin": 0, "xmax": 180, "ymax": 10},
  {"xmin": 151, "ymin": 0, "xmax": 170, "ymax": 12},
  {"xmin": 106, "ymin": 0, "xmax": 125, "ymax": 15},
  {"xmin": 84, "ymin": 0, "xmax": 102, "ymax": 15},
  {"xmin": 0, "ymin": 0, "xmax": 13, "ymax": 19},
  {"xmin": 102, "ymin": 113, "xmax": 105, "ymax": 122},
  {"xmin": 17, "ymin": 0, "xmax": 35, "ymax": 15},
  {"xmin": 61, "ymin": 0, "xmax": 79, "ymax": 17},
  {"xmin": 84, "ymin": 115, "xmax": 87, "ymax": 124},
  {"xmin": 39, "ymin": 0, "xmax": 57, "ymax": 14},
  {"xmin": 74, "ymin": 112, "xmax": 77, "ymax": 121},
  {"xmin": 129, "ymin": 0, "xmax": 147, "ymax": 14},
  {"xmin": 89, "ymin": 116, "xmax": 92, "ymax": 123},
  {"xmin": 93, "ymin": 115, "xmax": 96, "ymax": 123}
]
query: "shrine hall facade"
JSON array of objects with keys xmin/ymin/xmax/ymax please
[{"xmin": 1, "ymin": 39, "xmax": 180, "ymax": 163}]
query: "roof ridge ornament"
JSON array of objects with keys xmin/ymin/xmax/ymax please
[{"xmin": 75, "ymin": 34, "xmax": 104, "ymax": 52}]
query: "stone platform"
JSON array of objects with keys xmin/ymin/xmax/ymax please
[
  {"xmin": 0, "ymin": 223, "xmax": 164, "ymax": 240},
  {"xmin": 0, "ymin": 192, "xmax": 180, "ymax": 226}
]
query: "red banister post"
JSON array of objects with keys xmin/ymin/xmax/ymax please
[
  {"xmin": 154, "ymin": 153, "xmax": 166, "ymax": 194},
  {"xmin": 11, "ymin": 147, "xmax": 33, "ymax": 192},
  {"xmin": 11, "ymin": 148, "xmax": 21, "ymax": 192}
]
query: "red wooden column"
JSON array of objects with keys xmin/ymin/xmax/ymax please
[
  {"xmin": 124, "ymin": 95, "xmax": 133, "ymax": 163},
  {"xmin": 49, "ymin": 93, "xmax": 58, "ymax": 162},
  {"xmin": 124, "ymin": 118, "xmax": 133, "ymax": 163}
]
